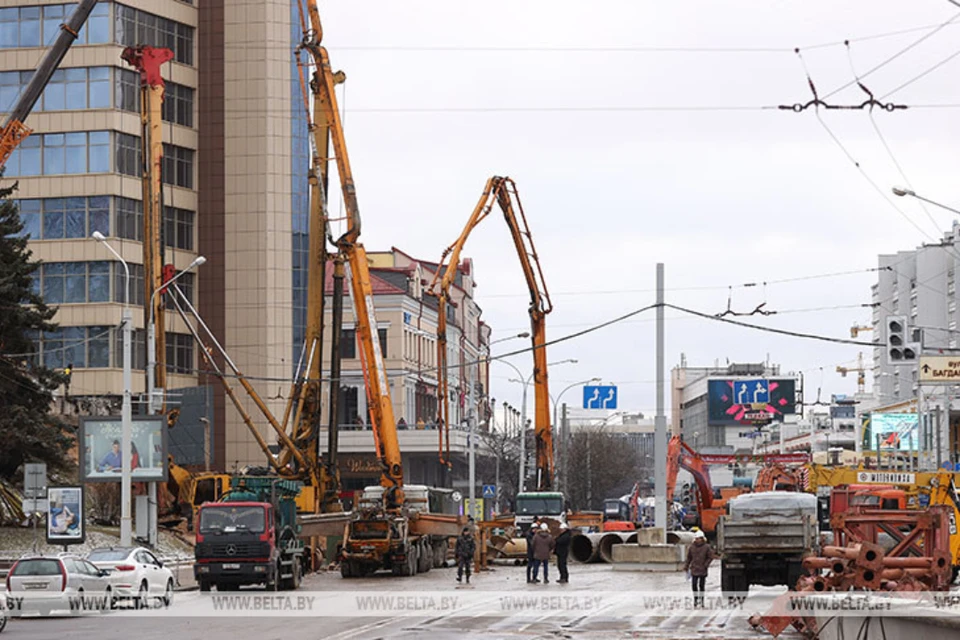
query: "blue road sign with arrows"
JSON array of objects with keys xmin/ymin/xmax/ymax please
[
  {"xmin": 583, "ymin": 385, "xmax": 618, "ymax": 410},
  {"xmin": 482, "ymin": 484, "xmax": 496, "ymax": 499},
  {"xmin": 734, "ymin": 379, "xmax": 769, "ymax": 405}
]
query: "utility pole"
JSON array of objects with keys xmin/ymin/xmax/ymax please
[
  {"xmin": 518, "ymin": 382, "xmax": 528, "ymax": 493},
  {"xmin": 654, "ymin": 263, "xmax": 667, "ymax": 534},
  {"xmin": 560, "ymin": 403, "xmax": 568, "ymax": 493},
  {"xmin": 468, "ymin": 356, "xmax": 476, "ymax": 518}
]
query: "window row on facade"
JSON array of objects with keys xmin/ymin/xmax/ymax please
[
  {"xmin": 30, "ymin": 260, "xmax": 193, "ymax": 307},
  {"xmin": 0, "ymin": 3, "xmax": 194, "ymax": 66},
  {"xmin": 18, "ymin": 196, "xmax": 195, "ymax": 252},
  {"xmin": 0, "ymin": 67, "xmax": 194, "ymax": 128},
  {"xmin": 30, "ymin": 325, "xmax": 194, "ymax": 373},
  {"xmin": 6, "ymin": 131, "xmax": 194, "ymax": 189}
]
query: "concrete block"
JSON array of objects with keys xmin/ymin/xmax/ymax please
[
  {"xmin": 612, "ymin": 561, "xmax": 686, "ymax": 572},
  {"xmin": 635, "ymin": 528, "xmax": 664, "ymax": 545},
  {"xmin": 612, "ymin": 542, "xmax": 684, "ymax": 564}
]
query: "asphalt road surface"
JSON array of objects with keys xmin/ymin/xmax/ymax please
[{"xmin": 2, "ymin": 564, "xmax": 791, "ymax": 639}]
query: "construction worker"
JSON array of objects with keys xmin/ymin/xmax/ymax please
[
  {"xmin": 554, "ymin": 523, "xmax": 571, "ymax": 584},
  {"xmin": 684, "ymin": 530, "xmax": 715, "ymax": 608},
  {"xmin": 530, "ymin": 523, "xmax": 555, "ymax": 584},
  {"xmin": 524, "ymin": 518, "xmax": 539, "ymax": 583},
  {"xmin": 455, "ymin": 526, "xmax": 476, "ymax": 584}
]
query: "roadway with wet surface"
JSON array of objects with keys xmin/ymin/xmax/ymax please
[{"xmin": 2, "ymin": 563, "xmax": 794, "ymax": 639}]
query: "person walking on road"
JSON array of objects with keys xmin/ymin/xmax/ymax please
[
  {"xmin": 531, "ymin": 523, "xmax": 555, "ymax": 584},
  {"xmin": 684, "ymin": 530, "xmax": 715, "ymax": 607},
  {"xmin": 525, "ymin": 518, "xmax": 540, "ymax": 583},
  {"xmin": 554, "ymin": 523, "xmax": 572, "ymax": 584},
  {"xmin": 455, "ymin": 527, "xmax": 476, "ymax": 584}
]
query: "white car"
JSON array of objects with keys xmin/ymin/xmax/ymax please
[
  {"xmin": 5, "ymin": 555, "xmax": 113, "ymax": 616},
  {"xmin": 85, "ymin": 547, "xmax": 174, "ymax": 608}
]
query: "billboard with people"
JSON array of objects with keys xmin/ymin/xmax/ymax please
[
  {"xmin": 47, "ymin": 486, "xmax": 84, "ymax": 544},
  {"xmin": 79, "ymin": 416, "xmax": 167, "ymax": 482}
]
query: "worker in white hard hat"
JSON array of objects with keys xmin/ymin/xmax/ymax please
[
  {"xmin": 684, "ymin": 530, "xmax": 715, "ymax": 608},
  {"xmin": 530, "ymin": 523, "xmax": 555, "ymax": 583},
  {"xmin": 554, "ymin": 523, "xmax": 572, "ymax": 584}
]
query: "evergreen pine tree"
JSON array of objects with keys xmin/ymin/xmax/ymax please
[{"xmin": 0, "ymin": 183, "xmax": 73, "ymax": 481}]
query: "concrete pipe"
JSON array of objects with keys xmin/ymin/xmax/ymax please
[
  {"xmin": 666, "ymin": 531, "xmax": 696, "ymax": 546},
  {"xmin": 625, "ymin": 533, "xmax": 638, "ymax": 544},
  {"xmin": 598, "ymin": 533, "xmax": 632, "ymax": 563},
  {"xmin": 571, "ymin": 532, "xmax": 603, "ymax": 563}
]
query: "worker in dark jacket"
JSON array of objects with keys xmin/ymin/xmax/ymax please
[
  {"xmin": 455, "ymin": 527, "xmax": 476, "ymax": 583},
  {"xmin": 554, "ymin": 523, "xmax": 572, "ymax": 584},
  {"xmin": 684, "ymin": 530, "xmax": 715, "ymax": 607},
  {"xmin": 524, "ymin": 518, "xmax": 540, "ymax": 583},
  {"xmin": 531, "ymin": 523, "xmax": 556, "ymax": 583}
]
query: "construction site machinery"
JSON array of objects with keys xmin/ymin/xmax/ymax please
[
  {"xmin": 717, "ymin": 492, "xmax": 820, "ymax": 595},
  {"xmin": 514, "ymin": 491, "xmax": 566, "ymax": 535},
  {"xmin": 0, "ymin": 0, "xmax": 99, "ymax": 170},
  {"xmin": 291, "ymin": 1, "xmax": 465, "ymax": 577},
  {"xmin": 164, "ymin": 457, "xmax": 232, "ymax": 530},
  {"xmin": 194, "ymin": 477, "xmax": 304, "ymax": 592},
  {"xmin": 666, "ymin": 435, "xmax": 809, "ymax": 534}
]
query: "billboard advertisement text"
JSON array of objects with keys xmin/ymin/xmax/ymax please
[{"xmin": 707, "ymin": 378, "xmax": 797, "ymax": 426}]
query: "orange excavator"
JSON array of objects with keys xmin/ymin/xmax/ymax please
[{"xmin": 666, "ymin": 435, "xmax": 809, "ymax": 534}]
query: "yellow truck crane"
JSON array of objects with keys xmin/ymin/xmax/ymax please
[{"xmin": 294, "ymin": 0, "xmax": 464, "ymax": 578}]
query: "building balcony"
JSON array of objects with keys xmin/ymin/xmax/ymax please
[{"xmin": 318, "ymin": 425, "xmax": 472, "ymax": 454}]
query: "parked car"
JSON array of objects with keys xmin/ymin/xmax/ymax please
[
  {"xmin": 5, "ymin": 555, "xmax": 113, "ymax": 616},
  {"xmin": 86, "ymin": 547, "xmax": 174, "ymax": 608}
]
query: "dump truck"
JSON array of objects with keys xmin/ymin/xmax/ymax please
[
  {"xmin": 717, "ymin": 491, "xmax": 819, "ymax": 594},
  {"xmin": 194, "ymin": 477, "xmax": 304, "ymax": 591}
]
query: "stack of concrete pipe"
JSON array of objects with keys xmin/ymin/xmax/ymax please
[{"xmin": 570, "ymin": 529, "xmax": 698, "ymax": 564}]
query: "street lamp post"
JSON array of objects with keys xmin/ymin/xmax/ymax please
[
  {"xmin": 892, "ymin": 187, "xmax": 960, "ymax": 216},
  {"xmin": 551, "ymin": 377, "xmax": 601, "ymax": 492},
  {"xmin": 501, "ymin": 358, "xmax": 577, "ymax": 492},
  {"xmin": 91, "ymin": 231, "xmax": 133, "ymax": 546},
  {"xmin": 146, "ymin": 256, "xmax": 206, "ymax": 414}
]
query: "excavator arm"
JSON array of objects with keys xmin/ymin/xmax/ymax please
[
  {"xmin": 0, "ymin": 0, "xmax": 99, "ymax": 170},
  {"xmin": 666, "ymin": 435, "xmax": 716, "ymax": 511},
  {"xmin": 427, "ymin": 176, "xmax": 554, "ymax": 489}
]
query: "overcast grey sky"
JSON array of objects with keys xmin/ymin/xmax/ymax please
[{"xmin": 317, "ymin": 1, "xmax": 960, "ymax": 419}]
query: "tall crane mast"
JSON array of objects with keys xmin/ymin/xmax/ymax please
[
  {"xmin": 427, "ymin": 177, "xmax": 555, "ymax": 490},
  {"xmin": 836, "ymin": 352, "xmax": 867, "ymax": 394},
  {"xmin": 296, "ymin": 0, "xmax": 403, "ymax": 506},
  {"xmin": 0, "ymin": 0, "xmax": 99, "ymax": 170}
]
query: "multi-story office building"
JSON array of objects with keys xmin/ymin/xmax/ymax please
[
  {"xmin": 5, "ymin": 2, "xmax": 496, "ymax": 478},
  {"xmin": 2, "ymin": 1, "xmax": 202, "ymax": 420}
]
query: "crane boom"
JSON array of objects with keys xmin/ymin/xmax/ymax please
[
  {"xmin": 298, "ymin": 0, "xmax": 402, "ymax": 503},
  {"xmin": 0, "ymin": 0, "xmax": 99, "ymax": 169},
  {"xmin": 428, "ymin": 176, "xmax": 554, "ymax": 489}
]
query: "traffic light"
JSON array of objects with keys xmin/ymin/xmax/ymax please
[
  {"xmin": 885, "ymin": 315, "xmax": 919, "ymax": 365},
  {"xmin": 680, "ymin": 482, "xmax": 693, "ymax": 506}
]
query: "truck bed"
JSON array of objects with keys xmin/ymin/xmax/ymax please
[{"xmin": 718, "ymin": 516, "xmax": 817, "ymax": 555}]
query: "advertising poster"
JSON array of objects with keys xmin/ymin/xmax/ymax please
[
  {"xmin": 79, "ymin": 416, "xmax": 167, "ymax": 482},
  {"xmin": 707, "ymin": 378, "xmax": 797, "ymax": 425},
  {"xmin": 869, "ymin": 413, "xmax": 919, "ymax": 451},
  {"xmin": 47, "ymin": 486, "xmax": 84, "ymax": 545}
]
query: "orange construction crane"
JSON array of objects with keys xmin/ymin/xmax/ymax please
[
  {"xmin": 754, "ymin": 463, "xmax": 802, "ymax": 492},
  {"xmin": 0, "ymin": 1, "xmax": 99, "ymax": 170},
  {"xmin": 294, "ymin": 0, "xmax": 464, "ymax": 577},
  {"xmin": 427, "ymin": 177, "xmax": 554, "ymax": 489}
]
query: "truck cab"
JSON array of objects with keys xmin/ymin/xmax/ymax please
[
  {"xmin": 193, "ymin": 477, "xmax": 304, "ymax": 592},
  {"xmin": 514, "ymin": 491, "xmax": 566, "ymax": 535}
]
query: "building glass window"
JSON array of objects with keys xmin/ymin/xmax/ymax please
[
  {"xmin": 0, "ymin": 3, "xmax": 109, "ymax": 49},
  {"xmin": 162, "ymin": 143, "xmax": 193, "ymax": 188},
  {"xmin": 378, "ymin": 328, "xmax": 388, "ymax": 358},
  {"xmin": 116, "ymin": 4, "xmax": 193, "ymax": 65},
  {"xmin": 0, "ymin": 67, "xmax": 113, "ymax": 112},
  {"xmin": 115, "ymin": 196, "xmax": 142, "ymax": 241},
  {"xmin": 113, "ymin": 262, "xmax": 145, "ymax": 306},
  {"xmin": 36, "ymin": 261, "xmax": 111, "ymax": 304},
  {"xmin": 6, "ymin": 131, "xmax": 110, "ymax": 177},
  {"xmin": 116, "ymin": 132, "xmax": 140, "ymax": 177},
  {"xmin": 340, "ymin": 329, "xmax": 356, "ymax": 359},
  {"xmin": 165, "ymin": 333, "xmax": 193, "ymax": 374},
  {"xmin": 163, "ymin": 206, "xmax": 194, "ymax": 250},
  {"xmin": 16, "ymin": 196, "xmax": 110, "ymax": 240}
]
